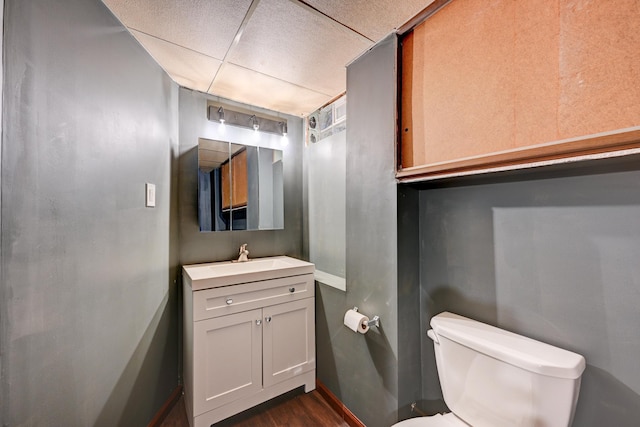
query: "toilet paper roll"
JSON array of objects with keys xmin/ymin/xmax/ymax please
[{"xmin": 344, "ymin": 309, "xmax": 370, "ymax": 334}]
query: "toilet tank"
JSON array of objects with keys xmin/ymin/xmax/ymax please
[{"xmin": 429, "ymin": 312, "xmax": 586, "ymax": 427}]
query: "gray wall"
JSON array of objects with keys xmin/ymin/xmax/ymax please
[
  {"xmin": 316, "ymin": 34, "xmax": 400, "ymax": 427},
  {"xmin": 177, "ymin": 88, "xmax": 304, "ymax": 266},
  {"xmin": 1, "ymin": 0, "xmax": 180, "ymax": 425},
  {"xmin": 397, "ymin": 185, "xmax": 422, "ymax": 419},
  {"xmin": 416, "ymin": 156, "xmax": 640, "ymax": 426}
]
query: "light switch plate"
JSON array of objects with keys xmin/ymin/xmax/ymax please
[{"xmin": 145, "ymin": 183, "xmax": 156, "ymax": 207}]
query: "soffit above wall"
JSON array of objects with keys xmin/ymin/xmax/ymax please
[{"xmin": 102, "ymin": 0, "xmax": 436, "ymax": 116}]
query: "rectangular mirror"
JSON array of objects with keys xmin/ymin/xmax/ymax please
[
  {"xmin": 198, "ymin": 138, "xmax": 284, "ymax": 232},
  {"xmin": 307, "ymin": 96, "xmax": 346, "ymax": 291}
]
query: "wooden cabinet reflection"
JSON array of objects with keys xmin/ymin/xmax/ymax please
[{"xmin": 221, "ymin": 148, "xmax": 248, "ymax": 210}]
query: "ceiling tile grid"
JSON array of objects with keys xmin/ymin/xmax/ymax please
[
  {"xmin": 225, "ymin": 0, "xmax": 372, "ymax": 97},
  {"xmin": 303, "ymin": 0, "xmax": 436, "ymax": 42},
  {"xmin": 129, "ymin": 30, "xmax": 222, "ymax": 93},
  {"xmin": 210, "ymin": 63, "xmax": 332, "ymax": 116},
  {"xmin": 102, "ymin": 0, "xmax": 252, "ymax": 59},
  {"xmin": 102, "ymin": 0, "xmax": 437, "ymax": 115}
]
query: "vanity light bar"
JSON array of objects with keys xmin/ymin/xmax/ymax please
[{"xmin": 207, "ymin": 105, "xmax": 287, "ymax": 136}]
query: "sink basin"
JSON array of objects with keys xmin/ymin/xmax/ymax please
[{"xmin": 183, "ymin": 256, "xmax": 315, "ymax": 290}]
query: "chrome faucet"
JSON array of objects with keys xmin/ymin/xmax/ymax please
[{"xmin": 237, "ymin": 244, "xmax": 249, "ymax": 262}]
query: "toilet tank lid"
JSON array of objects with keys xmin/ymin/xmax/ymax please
[{"xmin": 431, "ymin": 312, "xmax": 586, "ymax": 379}]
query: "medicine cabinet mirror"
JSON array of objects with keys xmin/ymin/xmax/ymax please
[{"xmin": 198, "ymin": 138, "xmax": 284, "ymax": 231}]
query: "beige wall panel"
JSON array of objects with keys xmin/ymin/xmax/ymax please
[
  {"xmin": 514, "ymin": 0, "xmax": 560, "ymax": 147},
  {"xmin": 413, "ymin": 0, "xmax": 516, "ymax": 164},
  {"xmin": 558, "ymin": 0, "xmax": 640, "ymax": 138},
  {"xmin": 400, "ymin": 31, "xmax": 417, "ymax": 168},
  {"xmin": 401, "ymin": 0, "xmax": 640, "ymax": 174}
]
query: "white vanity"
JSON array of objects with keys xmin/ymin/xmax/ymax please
[{"xmin": 182, "ymin": 256, "xmax": 316, "ymax": 427}]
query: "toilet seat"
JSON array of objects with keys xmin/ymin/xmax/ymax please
[{"xmin": 391, "ymin": 413, "xmax": 469, "ymax": 427}]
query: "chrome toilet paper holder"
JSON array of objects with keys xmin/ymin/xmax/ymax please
[{"xmin": 352, "ymin": 306, "xmax": 380, "ymax": 328}]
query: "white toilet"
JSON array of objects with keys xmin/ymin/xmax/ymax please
[{"xmin": 393, "ymin": 312, "xmax": 586, "ymax": 427}]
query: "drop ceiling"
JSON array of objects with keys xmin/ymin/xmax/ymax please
[{"xmin": 102, "ymin": 0, "xmax": 435, "ymax": 116}]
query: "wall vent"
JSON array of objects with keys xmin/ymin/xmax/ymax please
[{"xmin": 306, "ymin": 95, "xmax": 346, "ymax": 144}]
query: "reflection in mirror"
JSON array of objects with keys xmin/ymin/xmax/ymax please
[
  {"xmin": 307, "ymin": 95, "xmax": 346, "ymax": 291},
  {"xmin": 198, "ymin": 138, "xmax": 284, "ymax": 232}
]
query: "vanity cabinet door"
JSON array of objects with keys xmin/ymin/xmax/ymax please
[
  {"xmin": 262, "ymin": 298, "xmax": 316, "ymax": 388},
  {"xmin": 193, "ymin": 308, "xmax": 262, "ymax": 417}
]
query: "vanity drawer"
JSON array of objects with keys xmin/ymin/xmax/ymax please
[{"xmin": 192, "ymin": 274, "xmax": 314, "ymax": 321}]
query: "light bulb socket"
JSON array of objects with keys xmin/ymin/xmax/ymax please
[
  {"xmin": 209, "ymin": 105, "xmax": 283, "ymax": 135},
  {"xmin": 250, "ymin": 115, "xmax": 259, "ymax": 131}
]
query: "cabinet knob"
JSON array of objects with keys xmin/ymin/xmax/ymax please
[
  {"xmin": 265, "ymin": 316, "xmax": 272, "ymax": 323},
  {"xmin": 226, "ymin": 298, "xmax": 233, "ymax": 305},
  {"xmin": 289, "ymin": 287, "xmax": 295, "ymax": 293},
  {"xmin": 256, "ymin": 319, "xmax": 262, "ymax": 326}
]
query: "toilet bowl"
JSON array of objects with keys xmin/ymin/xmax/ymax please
[{"xmin": 392, "ymin": 312, "xmax": 586, "ymax": 427}]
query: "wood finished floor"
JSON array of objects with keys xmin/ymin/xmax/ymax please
[{"xmin": 159, "ymin": 389, "xmax": 350, "ymax": 427}]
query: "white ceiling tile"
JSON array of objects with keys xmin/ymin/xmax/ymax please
[
  {"xmin": 130, "ymin": 30, "xmax": 221, "ymax": 93},
  {"xmin": 103, "ymin": 0, "xmax": 432, "ymax": 115},
  {"xmin": 304, "ymin": 0, "xmax": 436, "ymax": 41},
  {"xmin": 226, "ymin": 0, "xmax": 372, "ymax": 97},
  {"xmin": 102, "ymin": 0, "xmax": 252, "ymax": 59},
  {"xmin": 210, "ymin": 64, "xmax": 332, "ymax": 116}
]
